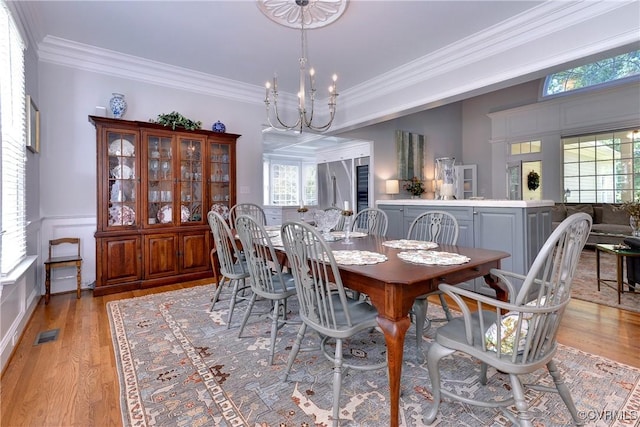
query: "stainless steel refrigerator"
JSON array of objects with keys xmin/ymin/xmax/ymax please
[{"xmin": 317, "ymin": 157, "xmax": 369, "ymax": 210}]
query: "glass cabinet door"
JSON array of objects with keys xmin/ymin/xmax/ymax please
[
  {"xmin": 147, "ymin": 135, "xmax": 174, "ymax": 225},
  {"xmin": 107, "ymin": 131, "xmax": 137, "ymax": 227},
  {"xmin": 209, "ymin": 142, "xmax": 231, "ymax": 210},
  {"xmin": 179, "ymin": 137, "xmax": 204, "ymax": 223}
]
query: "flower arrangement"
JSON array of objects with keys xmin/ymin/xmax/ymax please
[
  {"xmin": 403, "ymin": 177, "xmax": 425, "ymax": 197},
  {"xmin": 527, "ymin": 171, "xmax": 540, "ymax": 191},
  {"xmin": 616, "ymin": 198, "xmax": 640, "ymax": 220}
]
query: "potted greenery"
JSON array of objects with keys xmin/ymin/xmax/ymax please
[
  {"xmin": 403, "ymin": 177, "xmax": 425, "ymax": 198},
  {"xmin": 150, "ymin": 112, "xmax": 202, "ymax": 131},
  {"xmin": 527, "ymin": 170, "xmax": 540, "ymax": 191}
]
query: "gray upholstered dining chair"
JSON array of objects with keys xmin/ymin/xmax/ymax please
[
  {"xmin": 351, "ymin": 207, "xmax": 388, "ymax": 236},
  {"xmin": 407, "ymin": 210, "xmax": 459, "ymax": 361},
  {"xmin": 234, "ymin": 214, "xmax": 298, "ymax": 365},
  {"xmin": 207, "ymin": 210, "xmax": 252, "ymax": 329},
  {"xmin": 280, "ymin": 221, "xmax": 387, "ymax": 427},
  {"xmin": 229, "ymin": 203, "xmax": 266, "ymax": 229},
  {"xmin": 424, "ymin": 212, "xmax": 592, "ymax": 426}
]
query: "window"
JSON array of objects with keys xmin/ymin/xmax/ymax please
[
  {"xmin": 510, "ymin": 140, "xmax": 541, "ymax": 155},
  {"xmin": 543, "ymin": 50, "xmax": 640, "ymax": 97},
  {"xmin": 0, "ymin": 0, "xmax": 27, "ymax": 275},
  {"xmin": 263, "ymin": 157, "xmax": 317, "ymax": 206},
  {"xmin": 563, "ymin": 129, "xmax": 640, "ymax": 203}
]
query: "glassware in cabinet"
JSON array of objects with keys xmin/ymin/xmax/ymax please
[
  {"xmin": 179, "ymin": 137, "xmax": 204, "ymax": 223},
  {"xmin": 209, "ymin": 142, "xmax": 231, "ymax": 209},
  {"xmin": 107, "ymin": 130, "xmax": 137, "ymax": 227},
  {"xmin": 146, "ymin": 135, "xmax": 173, "ymax": 225}
]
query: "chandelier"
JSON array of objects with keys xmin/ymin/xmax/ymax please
[{"xmin": 259, "ymin": 0, "xmax": 348, "ymax": 133}]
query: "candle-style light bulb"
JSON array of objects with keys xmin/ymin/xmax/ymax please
[{"xmin": 265, "ymin": 81, "xmax": 271, "ymax": 101}]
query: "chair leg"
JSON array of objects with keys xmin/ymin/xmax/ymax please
[
  {"xmin": 268, "ymin": 299, "xmax": 281, "ymax": 365},
  {"xmin": 237, "ymin": 293, "xmax": 257, "ymax": 338},
  {"xmin": 413, "ymin": 297, "xmax": 428, "ymax": 363},
  {"xmin": 331, "ymin": 338, "xmax": 344, "ymax": 427},
  {"xmin": 283, "ymin": 323, "xmax": 307, "ymax": 382},
  {"xmin": 547, "ymin": 360, "xmax": 584, "ymax": 425},
  {"xmin": 479, "ymin": 362, "xmax": 488, "ymax": 385},
  {"xmin": 209, "ymin": 277, "xmax": 227, "ymax": 312},
  {"xmin": 75, "ymin": 263, "xmax": 82, "ymax": 299},
  {"xmin": 424, "ymin": 342, "xmax": 455, "ymax": 425},
  {"xmin": 226, "ymin": 279, "xmax": 242, "ymax": 329},
  {"xmin": 437, "ymin": 292, "xmax": 452, "ymax": 321},
  {"xmin": 509, "ymin": 374, "xmax": 534, "ymax": 427}
]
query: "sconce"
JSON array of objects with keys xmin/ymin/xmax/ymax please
[{"xmin": 385, "ymin": 179, "xmax": 400, "ymax": 198}]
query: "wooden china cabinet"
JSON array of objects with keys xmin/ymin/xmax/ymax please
[{"xmin": 89, "ymin": 116, "xmax": 238, "ymax": 296}]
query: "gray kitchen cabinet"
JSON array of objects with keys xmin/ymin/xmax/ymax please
[{"xmin": 377, "ymin": 200, "xmax": 553, "ymax": 297}]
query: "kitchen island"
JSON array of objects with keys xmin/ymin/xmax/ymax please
[{"xmin": 377, "ymin": 199, "xmax": 554, "ymax": 297}]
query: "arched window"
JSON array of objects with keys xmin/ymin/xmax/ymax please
[{"xmin": 542, "ymin": 50, "xmax": 640, "ymax": 97}]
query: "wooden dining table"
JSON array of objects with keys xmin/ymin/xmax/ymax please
[{"xmin": 319, "ymin": 234, "xmax": 510, "ymax": 427}]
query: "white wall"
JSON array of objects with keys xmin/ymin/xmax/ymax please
[
  {"xmin": 33, "ymin": 61, "xmax": 267, "ymax": 298},
  {"xmin": 488, "ymin": 81, "xmax": 640, "ymax": 200},
  {"xmin": 461, "ymin": 80, "xmax": 541, "ymax": 198},
  {"xmin": 338, "ymin": 103, "xmax": 463, "ymax": 201}
]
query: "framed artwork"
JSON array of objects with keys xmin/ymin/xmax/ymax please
[
  {"xmin": 26, "ymin": 95, "xmax": 40, "ymax": 153},
  {"xmin": 396, "ymin": 130, "xmax": 424, "ymax": 180}
]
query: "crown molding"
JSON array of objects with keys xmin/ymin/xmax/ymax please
[
  {"xmin": 31, "ymin": 0, "xmax": 638, "ymax": 131},
  {"xmin": 344, "ymin": 1, "xmax": 636, "ymax": 108},
  {"xmin": 37, "ymin": 36, "xmax": 269, "ymax": 106}
]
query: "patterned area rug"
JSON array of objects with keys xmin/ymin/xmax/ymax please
[
  {"xmin": 108, "ymin": 285, "xmax": 640, "ymax": 426},
  {"xmin": 572, "ymin": 249, "xmax": 640, "ymax": 313}
]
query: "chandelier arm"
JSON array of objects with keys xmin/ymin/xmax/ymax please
[{"xmin": 267, "ymin": 94, "xmax": 303, "ymax": 131}]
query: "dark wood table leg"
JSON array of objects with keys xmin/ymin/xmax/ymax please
[
  {"xmin": 617, "ymin": 254, "xmax": 623, "ymax": 304},
  {"xmin": 375, "ymin": 315, "xmax": 411, "ymax": 427},
  {"xmin": 596, "ymin": 247, "xmax": 602, "ymax": 291},
  {"xmin": 483, "ymin": 273, "xmax": 508, "ymax": 301}
]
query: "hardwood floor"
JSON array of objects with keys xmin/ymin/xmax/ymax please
[{"xmin": 1, "ymin": 281, "xmax": 639, "ymax": 427}]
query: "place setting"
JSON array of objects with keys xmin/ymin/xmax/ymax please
[
  {"xmin": 324, "ymin": 250, "xmax": 388, "ymax": 265},
  {"xmin": 396, "ymin": 250, "xmax": 470, "ymax": 266},
  {"xmin": 382, "ymin": 239, "xmax": 439, "ymax": 250}
]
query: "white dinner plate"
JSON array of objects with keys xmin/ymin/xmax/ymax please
[
  {"xmin": 112, "ymin": 164, "xmax": 134, "ymax": 179},
  {"xmin": 108, "ymin": 138, "xmax": 135, "ymax": 156}
]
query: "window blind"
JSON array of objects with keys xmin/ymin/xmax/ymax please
[{"xmin": 0, "ymin": 0, "xmax": 27, "ymax": 275}]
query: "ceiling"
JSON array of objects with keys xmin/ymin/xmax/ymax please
[
  {"xmin": 8, "ymin": 1, "xmax": 640, "ymax": 153},
  {"xmin": 13, "ymin": 0, "xmax": 544, "ymax": 94}
]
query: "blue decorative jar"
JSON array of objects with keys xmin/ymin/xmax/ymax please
[
  {"xmin": 212, "ymin": 120, "xmax": 226, "ymax": 133},
  {"xmin": 109, "ymin": 93, "xmax": 127, "ymax": 119}
]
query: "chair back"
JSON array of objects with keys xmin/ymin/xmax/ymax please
[
  {"xmin": 235, "ymin": 214, "xmax": 293, "ymax": 298},
  {"xmin": 229, "ymin": 203, "xmax": 266, "ymax": 229},
  {"xmin": 208, "ymin": 211, "xmax": 246, "ymax": 277},
  {"xmin": 407, "ymin": 210, "xmax": 459, "ymax": 244},
  {"xmin": 481, "ymin": 212, "xmax": 592, "ymax": 364},
  {"xmin": 48, "ymin": 237, "xmax": 81, "ymax": 259},
  {"xmin": 281, "ymin": 221, "xmax": 360, "ymax": 338},
  {"xmin": 351, "ymin": 208, "xmax": 388, "ymax": 236}
]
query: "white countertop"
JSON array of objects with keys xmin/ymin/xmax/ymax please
[{"xmin": 376, "ymin": 198, "xmax": 555, "ymax": 208}]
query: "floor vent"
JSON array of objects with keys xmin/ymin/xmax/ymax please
[{"xmin": 34, "ymin": 329, "xmax": 60, "ymax": 345}]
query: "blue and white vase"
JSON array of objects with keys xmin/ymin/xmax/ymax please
[
  {"xmin": 109, "ymin": 93, "xmax": 127, "ymax": 119},
  {"xmin": 212, "ymin": 120, "xmax": 226, "ymax": 133}
]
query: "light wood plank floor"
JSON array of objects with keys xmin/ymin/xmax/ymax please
[{"xmin": 1, "ymin": 281, "xmax": 639, "ymax": 426}]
